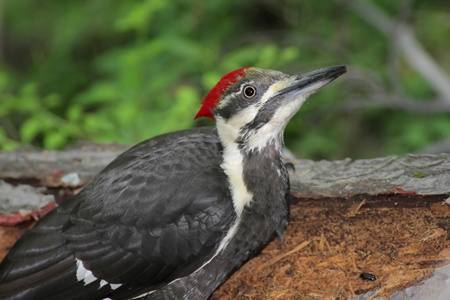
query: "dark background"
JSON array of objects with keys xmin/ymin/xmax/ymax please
[{"xmin": 1, "ymin": 0, "xmax": 449, "ymax": 160}]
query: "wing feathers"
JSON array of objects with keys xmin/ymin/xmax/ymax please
[{"xmin": 0, "ymin": 127, "xmax": 236, "ymax": 299}]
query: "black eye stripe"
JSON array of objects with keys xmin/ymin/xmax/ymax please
[
  {"xmin": 243, "ymin": 85, "xmax": 256, "ymax": 99},
  {"xmin": 214, "ymin": 83, "xmax": 263, "ymax": 120},
  {"xmin": 240, "ymin": 94, "xmax": 284, "ymax": 134}
]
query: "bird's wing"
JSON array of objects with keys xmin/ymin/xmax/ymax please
[
  {"xmin": 0, "ymin": 127, "xmax": 235, "ymax": 300},
  {"xmin": 0, "ymin": 203, "xmax": 81, "ymax": 300}
]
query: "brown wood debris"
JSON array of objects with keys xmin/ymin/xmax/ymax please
[{"xmin": 212, "ymin": 194, "xmax": 450, "ymax": 299}]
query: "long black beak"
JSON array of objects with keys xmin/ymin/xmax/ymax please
[{"xmin": 279, "ymin": 66, "xmax": 347, "ymax": 96}]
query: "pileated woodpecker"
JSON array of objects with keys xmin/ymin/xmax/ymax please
[{"xmin": 0, "ymin": 66, "xmax": 346, "ymax": 299}]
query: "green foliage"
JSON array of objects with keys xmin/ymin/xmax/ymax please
[
  {"xmin": 1, "ymin": 0, "xmax": 450, "ymax": 159},
  {"xmin": 413, "ymin": 172, "xmax": 426, "ymax": 178},
  {"xmin": 0, "ymin": 78, "xmax": 80, "ymax": 149}
]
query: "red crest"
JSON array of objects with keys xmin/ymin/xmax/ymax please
[{"xmin": 195, "ymin": 67, "xmax": 251, "ymax": 120}]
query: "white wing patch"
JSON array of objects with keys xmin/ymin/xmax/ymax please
[
  {"xmin": 75, "ymin": 258, "xmax": 122, "ymax": 290},
  {"xmin": 109, "ymin": 283, "xmax": 122, "ymax": 290},
  {"xmin": 83, "ymin": 269, "xmax": 97, "ymax": 285},
  {"xmin": 75, "ymin": 259, "xmax": 90, "ymax": 282}
]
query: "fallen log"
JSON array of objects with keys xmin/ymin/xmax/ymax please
[{"xmin": 1, "ymin": 145, "xmax": 449, "ymax": 299}]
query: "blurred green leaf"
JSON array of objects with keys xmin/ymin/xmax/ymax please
[
  {"xmin": 1, "ymin": 0, "xmax": 449, "ymax": 159},
  {"xmin": 20, "ymin": 117, "xmax": 46, "ymax": 143}
]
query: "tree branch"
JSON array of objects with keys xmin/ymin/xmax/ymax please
[
  {"xmin": 336, "ymin": 0, "xmax": 450, "ymax": 101},
  {"xmin": 341, "ymin": 67, "xmax": 450, "ymax": 113}
]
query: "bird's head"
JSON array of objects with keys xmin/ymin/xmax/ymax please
[{"xmin": 196, "ymin": 66, "xmax": 346, "ymax": 152}]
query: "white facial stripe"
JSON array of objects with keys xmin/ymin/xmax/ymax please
[
  {"xmin": 216, "ymin": 78, "xmax": 292, "ymax": 118},
  {"xmin": 267, "ymin": 79, "xmax": 295, "ymax": 98},
  {"xmin": 247, "ymin": 95, "xmax": 307, "ymax": 151},
  {"xmin": 216, "ymin": 79, "xmax": 293, "ymax": 135},
  {"xmin": 257, "ymin": 79, "xmax": 293, "ymax": 106},
  {"xmin": 221, "ymin": 79, "xmax": 296, "ymax": 151},
  {"xmin": 240, "ymin": 77, "xmax": 330, "ymax": 152},
  {"xmin": 226, "ymin": 105, "xmax": 259, "ymax": 135}
]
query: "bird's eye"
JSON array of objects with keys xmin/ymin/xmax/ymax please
[{"xmin": 243, "ymin": 85, "xmax": 257, "ymax": 99}]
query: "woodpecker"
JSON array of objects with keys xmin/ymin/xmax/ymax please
[{"xmin": 0, "ymin": 66, "xmax": 346, "ymax": 300}]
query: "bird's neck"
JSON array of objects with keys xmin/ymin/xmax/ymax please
[
  {"xmin": 216, "ymin": 120, "xmax": 285, "ymax": 218},
  {"xmin": 215, "ymin": 117, "xmax": 285, "ymax": 154}
]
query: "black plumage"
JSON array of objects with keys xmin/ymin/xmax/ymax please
[{"xmin": 0, "ymin": 128, "xmax": 241, "ymax": 299}]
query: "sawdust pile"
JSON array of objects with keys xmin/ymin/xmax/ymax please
[{"xmin": 212, "ymin": 194, "xmax": 450, "ymax": 299}]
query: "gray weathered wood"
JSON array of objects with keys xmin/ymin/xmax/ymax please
[
  {"xmin": 1, "ymin": 146, "xmax": 449, "ymax": 199},
  {"xmin": 289, "ymin": 153, "xmax": 450, "ymax": 198}
]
